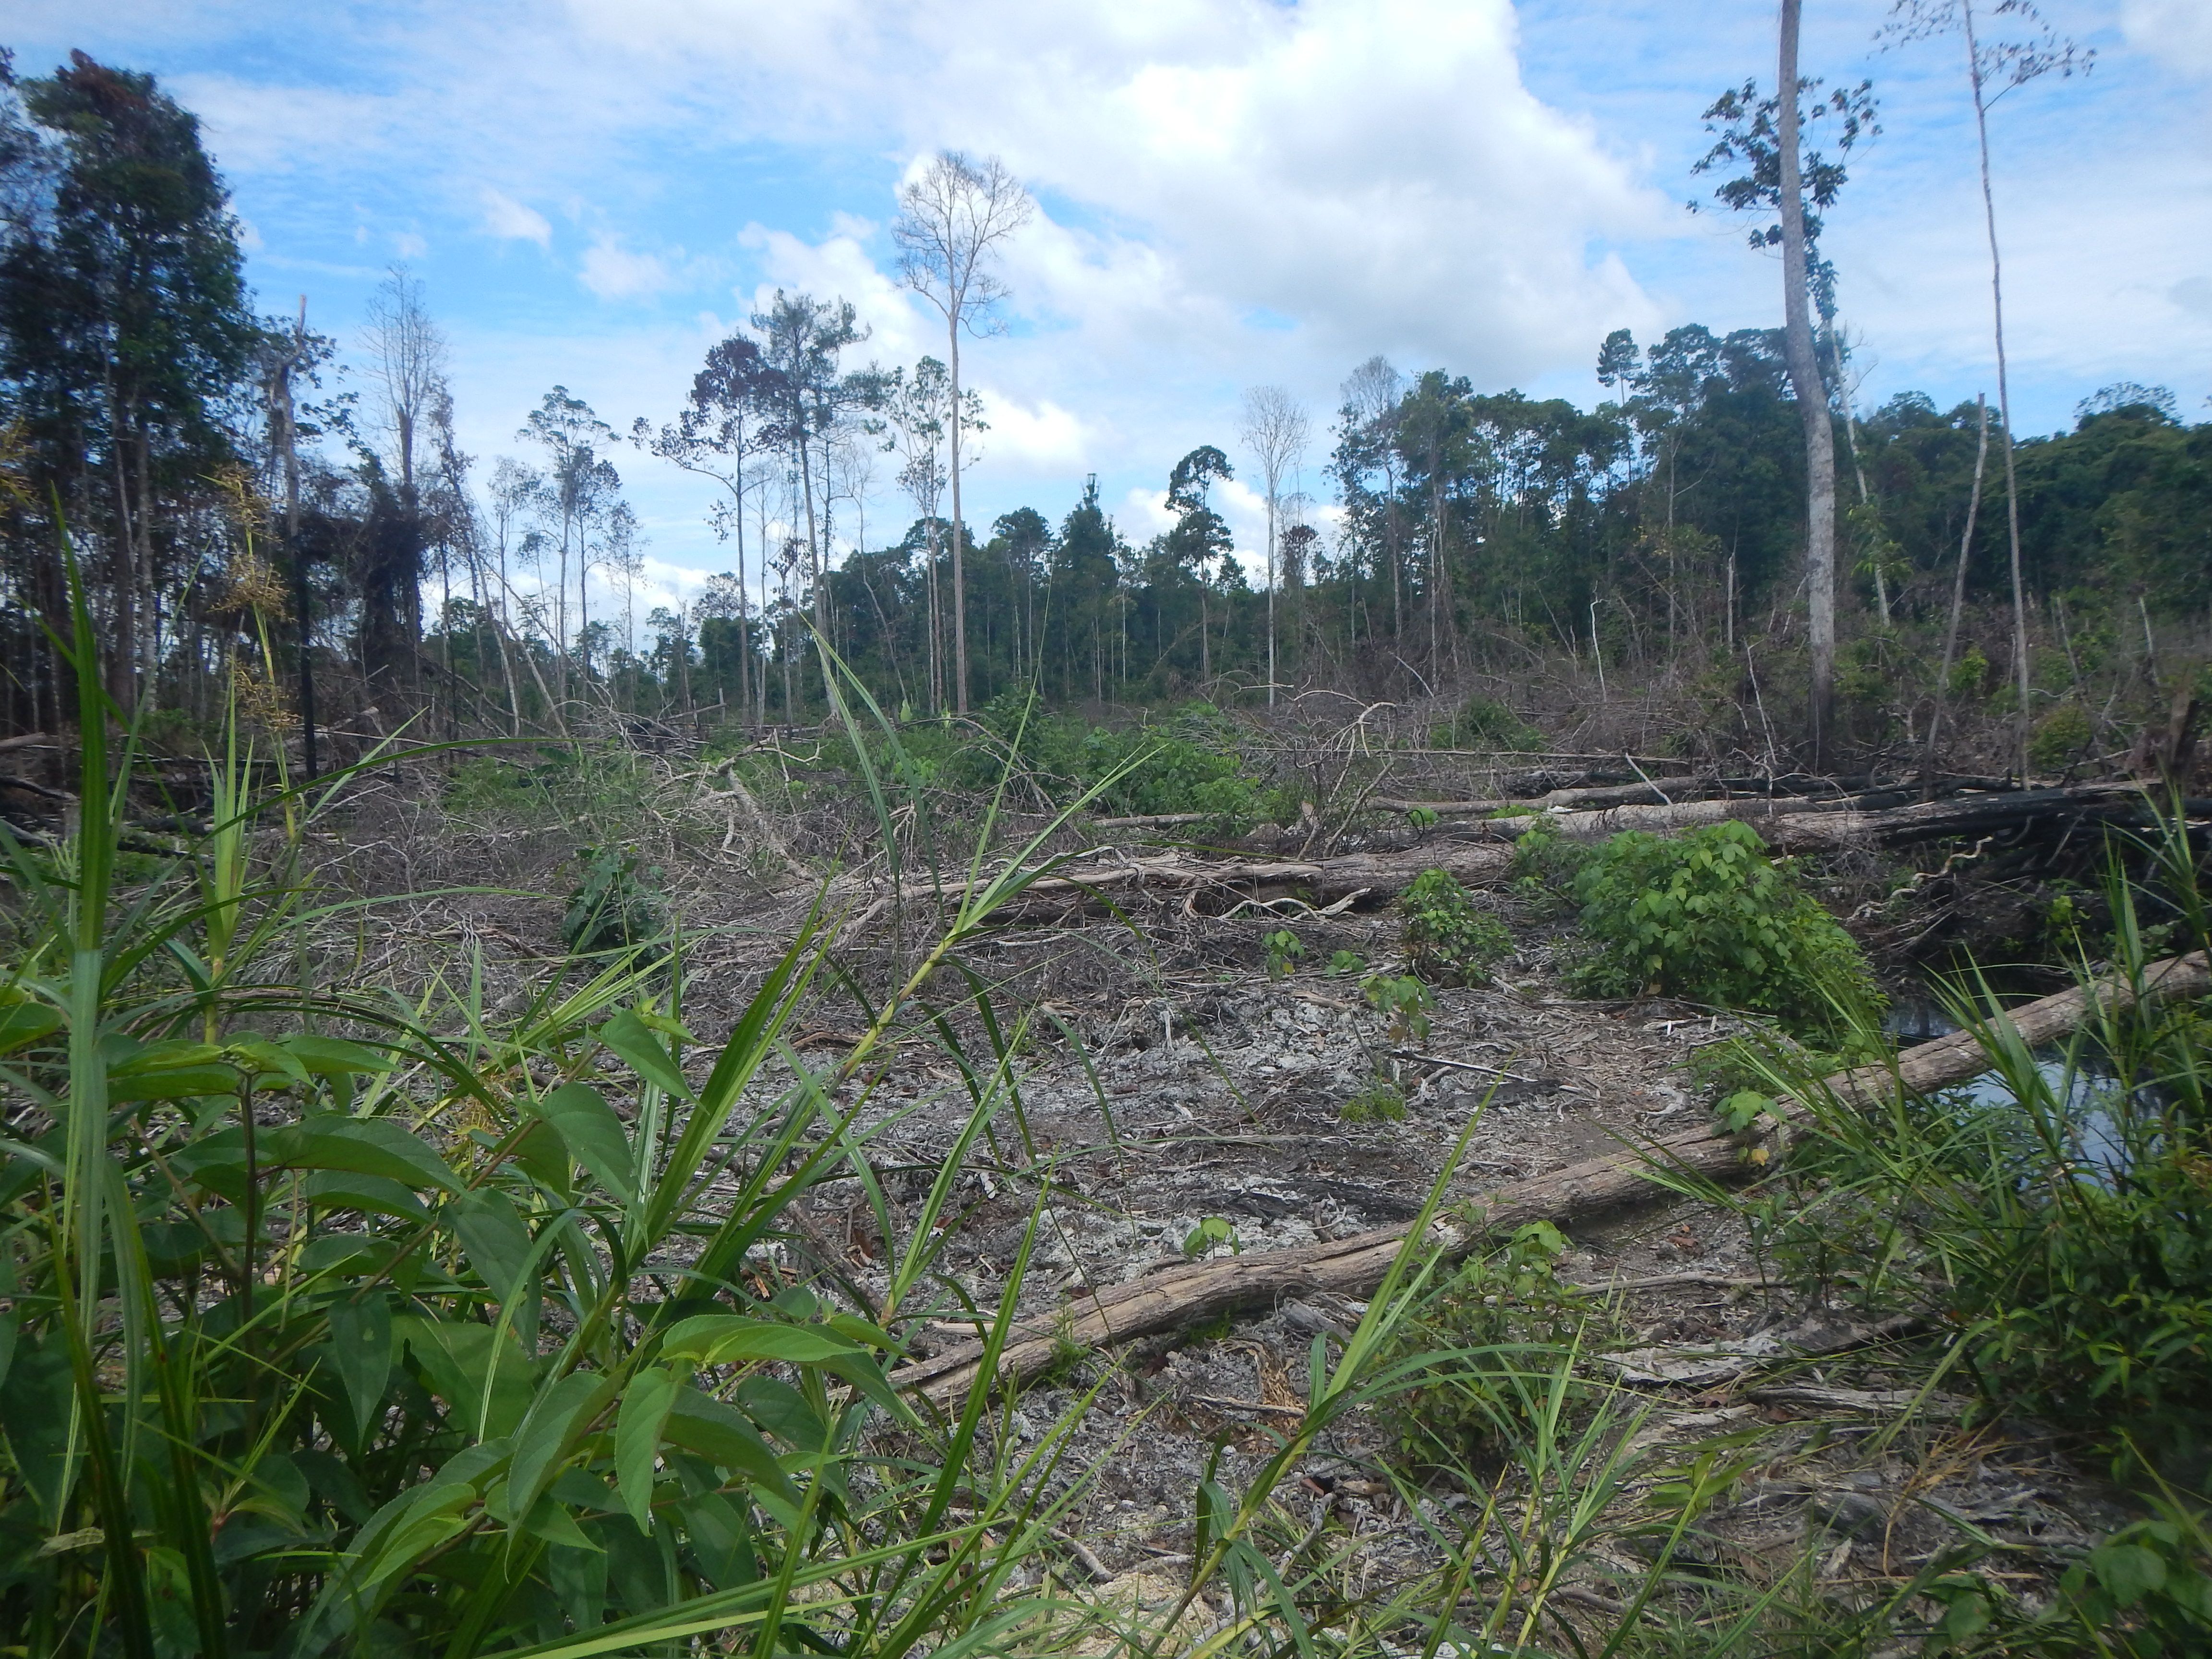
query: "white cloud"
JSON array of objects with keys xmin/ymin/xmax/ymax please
[
  {"xmin": 394, "ymin": 230, "xmax": 428, "ymax": 259},
  {"xmin": 480, "ymin": 188, "xmax": 552, "ymax": 249},
  {"xmin": 972, "ymin": 390, "xmax": 1085, "ymax": 473},
  {"xmin": 2124, "ymin": 0, "xmax": 2212, "ymax": 78},
  {"xmin": 740, "ymin": 224, "xmax": 930, "ymax": 360},
  {"xmin": 579, "ymin": 234, "xmax": 674, "ymax": 300}
]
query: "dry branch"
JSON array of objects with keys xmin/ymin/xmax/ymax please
[{"xmin": 890, "ymin": 952, "xmax": 2212, "ymax": 1406}]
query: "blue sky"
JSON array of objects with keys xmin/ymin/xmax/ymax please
[{"xmin": 10, "ymin": 0, "xmax": 2208, "ymax": 620}]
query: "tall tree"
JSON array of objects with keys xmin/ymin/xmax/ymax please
[
  {"xmin": 1694, "ymin": 41, "xmax": 1876, "ymax": 763},
  {"xmin": 893, "ymin": 150, "xmax": 1032, "ymax": 714},
  {"xmin": 257, "ymin": 298, "xmax": 329, "ymax": 772},
  {"xmin": 637, "ymin": 330, "xmax": 786, "ymax": 725},
  {"xmin": 1884, "ymin": 0, "xmax": 2092, "ymax": 777},
  {"xmin": 517, "ymin": 386, "xmax": 617, "ymax": 701},
  {"xmin": 361, "ymin": 268, "xmax": 447, "ymax": 703},
  {"xmin": 1238, "ymin": 385, "xmax": 1309, "ymax": 706},
  {"xmin": 0, "ymin": 50, "xmax": 256, "ymax": 714},
  {"xmin": 751, "ymin": 290, "xmax": 865, "ymax": 669},
  {"xmin": 1164, "ymin": 445, "xmax": 1235, "ymax": 686}
]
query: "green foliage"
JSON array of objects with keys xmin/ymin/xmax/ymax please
[
  {"xmin": 1361, "ymin": 973, "xmax": 1434, "ymax": 1042},
  {"xmin": 1406, "ymin": 805, "xmax": 1441, "ymax": 830},
  {"xmin": 1949, "ymin": 641, "xmax": 1990, "ymax": 698},
  {"xmin": 1565, "ymin": 821, "xmax": 1884, "ymax": 1044},
  {"xmin": 560, "ymin": 843, "xmax": 665, "ymax": 958},
  {"xmin": 1749, "ymin": 814, "xmax": 2212, "ymax": 1485},
  {"xmin": 0, "ymin": 584, "xmax": 1124, "ymax": 1657},
  {"xmin": 1262, "ymin": 928, "xmax": 1304, "ymax": 979},
  {"xmin": 2030, "ymin": 701, "xmax": 2095, "ymax": 771},
  {"xmin": 1182, "ymin": 1216, "xmax": 1240, "ymax": 1257},
  {"xmin": 1379, "ymin": 1223, "xmax": 1611, "ymax": 1464},
  {"xmin": 1340, "ymin": 1073, "xmax": 1408, "ymax": 1123},
  {"xmin": 1324, "ymin": 949, "xmax": 1367, "ymax": 977},
  {"xmin": 1429, "ymin": 694, "xmax": 1543, "ymax": 753},
  {"xmin": 1506, "ymin": 817, "xmax": 1594, "ymax": 912},
  {"xmin": 1399, "ymin": 868, "xmax": 1513, "ymax": 986}
]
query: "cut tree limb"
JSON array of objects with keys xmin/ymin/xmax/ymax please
[{"xmin": 890, "ymin": 952, "xmax": 2210, "ymax": 1406}]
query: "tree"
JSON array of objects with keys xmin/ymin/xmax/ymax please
[
  {"xmin": 1884, "ymin": 0, "xmax": 2092, "ymax": 778},
  {"xmin": 871, "ymin": 356, "xmax": 983, "ymax": 712},
  {"xmin": 361, "ymin": 267, "xmax": 448, "ymax": 702},
  {"xmin": 1694, "ymin": 36, "xmax": 1876, "ymax": 765},
  {"xmin": 637, "ymin": 330, "xmax": 787, "ymax": 725},
  {"xmin": 893, "ymin": 150, "xmax": 1032, "ymax": 714},
  {"xmin": 751, "ymin": 290, "xmax": 866, "ymax": 670},
  {"xmin": 1165, "ymin": 445, "xmax": 1236, "ymax": 685},
  {"xmin": 257, "ymin": 297, "xmax": 329, "ymax": 773},
  {"xmin": 0, "ymin": 50, "xmax": 257, "ymax": 715},
  {"xmin": 1239, "ymin": 386, "xmax": 1310, "ymax": 706},
  {"xmin": 517, "ymin": 386, "xmax": 618, "ymax": 700}
]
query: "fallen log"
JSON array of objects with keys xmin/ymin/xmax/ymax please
[
  {"xmin": 890, "ymin": 951, "xmax": 2212, "ymax": 1406},
  {"xmin": 1485, "ymin": 781, "xmax": 2205, "ymax": 852}
]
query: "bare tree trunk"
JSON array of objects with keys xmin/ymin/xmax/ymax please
[
  {"xmin": 1962, "ymin": 0, "xmax": 2032, "ymax": 779},
  {"xmin": 1778, "ymin": 0, "xmax": 1838, "ymax": 769},
  {"xmin": 1923, "ymin": 394, "xmax": 1990, "ymax": 794},
  {"xmin": 948, "ymin": 326, "xmax": 969, "ymax": 714}
]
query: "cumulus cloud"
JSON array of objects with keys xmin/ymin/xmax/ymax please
[
  {"xmin": 481, "ymin": 188, "xmax": 552, "ymax": 248},
  {"xmin": 579, "ymin": 234, "xmax": 674, "ymax": 300}
]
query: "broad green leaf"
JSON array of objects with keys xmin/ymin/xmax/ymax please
[
  {"xmin": 615, "ymin": 1366, "xmax": 680, "ymax": 1528},
  {"xmin": 450, "ymin": 1188, "xmax": 535, "ymax": 1300},
  {"xmin": 0, "ymin": 1002, "xmax": 61, "ymax": 1056},
  {"xmin": 598, "ymin": 1008, "xmax": 691, "ymax": 1100},
  {"xmin": 277, "ymin": 1034, "xmax": 397, "ymax": 1078},
  {"xmin": 0, "ymin": 1337, "xmax": 71, "ymax": 1526},
  {"xmin": 174, "ymin": 1115, "xmax": 462, "ymax": 1196},
  {"xmin": 660, "ymin": 1314, "xmax": 864, "ymax": 1367},
  {"xmin": 394, "ymin": 1315, "xmax": 536, "ymax": 1439},
  {"xmin": 663, "ymin": 1386, "xmax": 795, "ymax": 1502},
  {"xmin": 517, "ymin": 1491, "xmax": 597, "ymax": 1550},
  {"xmin": 225, "ymin": 1035, "xmax": 313, "ymax": 1089},
  {"xmin": 537, "ymin": 1081, "xmax": 636, "ymax": 1198},
  {"xmin": 107, "ymin": 1037, "xmax": 242, "ymax": 1102},
  {"xmin": 2090, "ymin": 1542, "xmax": 2167, "ymax": 1607},
  {"xmin": 301, "ymin": 1170, "xmax": 429, "ymax": 1221},
  {"xmin": 679, "ymin": 1491, "xmax": 758, "ymax": 1590},
  {"xmin": 507, "ymin": 1370, "xmax": 614, "ymax": 1527},
  {"xmin": 326, "ymin": 1296, "xmax": 394, "ymax": 1434}
]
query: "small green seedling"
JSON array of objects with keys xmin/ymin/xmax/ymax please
[
  {"xmin": 1263, "ymin": 928, "xmax": 1305, "ymax": 979},
  {"xmin": 1361, "ymin": 972, "xmax": 1434, "ymax": 1042},
  {"xmin": 1406, "ymin": 805, "xmax": 1440, "ymax": 830},
  {"xmin": 1182, "ymin": 1216, "xmax": 1239, "ymax": 1257},
  {"xmin": 1325, "ymin": 949, "xmax": 1367, "ymax": 977}
]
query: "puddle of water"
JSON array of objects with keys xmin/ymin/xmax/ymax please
[{"xmin": 1885, "ymin": 996, "xmax": 2141, "ymax": 1177}]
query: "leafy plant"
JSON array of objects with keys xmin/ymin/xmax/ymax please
[
  {"xmin": 1361, "ymin": 973, "xmax": 1434, "ymax": 1042},
  {"xmin": 1400, "ymin": 868, "xmax": 1513, "ymax": 987},
  {"xmin": 1340, "ymin": 1073, "xmax": 1408, "ymax": 1124},
  {"xmin": 1262, "ymin": 927, "xmax": 1304, "ymax": 979},
  {"xmin": 1506, "ymin": 816, "xmax": 1593, "ymax": 912},
  {"xmin": 2030, "ymin": 701, "xmax": 2094, "ymax": 772},
  {"xmin": 1428, "ymin": 694, "xmax": 1543, "ymax": 753},
  {"xmin": 1406, "ymin": 805, "xmax": 1441, "ymax": 830},
  {"xmin": 560, "ymin": 842, "xmax": 665, "ymax": 958},
  {"xmin": 1182, "ymin": 1216, "xmax": 1240, "ymax": 1257},
  {"xmin": 0, "ymin": 565, "xmax": 1133, "ymax": 1657},
  {"xmin": 1377, "ymin": 1222, "xmax": 1611, "ymax": 1465},
  {"xmin": 1325, "ymin": 949, "xmax": 1367, "ymax": 977},
  {"xmin": 1565, "ymin": 820, "xmax": 1884, "ymax": 1045}
]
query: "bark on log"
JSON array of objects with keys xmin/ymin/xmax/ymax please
[{"xmin": 890, "ymin": 952, "xmax": 2211, "ymax": 1405}]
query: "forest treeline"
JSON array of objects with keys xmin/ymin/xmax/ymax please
[{"xmin": 2, "ymin": 48, "xmax": 2206, "ymax": 765}]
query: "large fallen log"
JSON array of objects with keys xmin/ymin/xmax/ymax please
[{"xmin": 890, "ymin": 951, "xmax": 2212, "ymax": 1405}]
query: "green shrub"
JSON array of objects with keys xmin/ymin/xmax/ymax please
[
  {"xmin": 1400, "ymin": 868, "xmax": 1513, "ymax": 986},
  {"xmin": 1340, "ymin": 1073, "xmax": 1408, "ymax": 1123},
  {"xmin": 1262, "ymin": 928, "xmax": 1304, "ymax": 979},
  {"xmin": 1324, "ymin": 949, "xmax": 1367, "ymax": 977},
  {"xmin": 1379, "ymin": 1222, "xmax": 1611, "ymax": 1464},
  {"xmin": 1361, "ymin": 972, "xmax": 1434, "ymax": 1041},
  {"xmin": 1507, "ymin": 817, "xmax": 1595, "ymax": 912},
  {"xmin": 561, "ymin": 843, "xmax": 665, "ymax": 958},
  {"xmin": 1948, "ymin": 641, "xmax": 1989, "ymax": 697},
  {"xmin": 2030, "ymin": 702, "xmax": 2095, "ymax": 772},
  {"xmin": 1564, "ymin": 821, "xmax": 1883, "ymax": 1043},
  {"xmin": 1429, "ymin": 693, "xmax": 1543, "ymax": 753}
]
